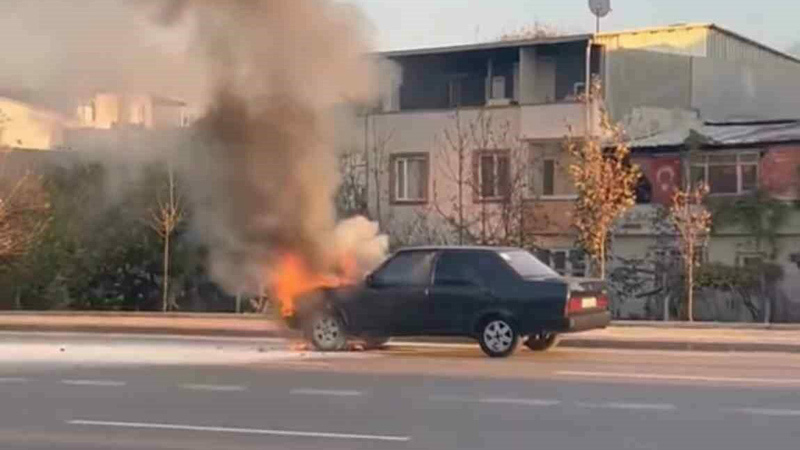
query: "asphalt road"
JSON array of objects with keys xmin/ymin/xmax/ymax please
[{"xmin": 3, "ymin": 332, "xmax": 800, "ymax": 450}]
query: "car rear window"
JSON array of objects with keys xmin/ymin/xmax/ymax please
[{"xmin": 498, "ymin": 250, "xmax": 560, "ymax": 279}]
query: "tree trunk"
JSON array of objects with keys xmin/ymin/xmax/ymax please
[
  {"xmin": 687, "ymin": 247, "xmax": 694, "ymax": 322},
  {"xmin": 458, "ymin": 147, "xmax": 464, "ymax": 245},
  {"xmin": 598, "ymin": 235, "xmax": 606, "ymax": 279},
  {"xmin": 162, "ymin": 229, "xmax": 170, "ymax": 312}
]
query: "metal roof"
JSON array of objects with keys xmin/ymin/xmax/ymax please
[
  {"xmin": 379, "ymin": 23, "xmax": 800, "ymax": 65},
  {"xmin": 379, "ymin": 34, "xmax": 593, "ymax": 58},
  {"xmin": 630, "ymin": 120, "xmax": 800, "ymax": 149}
]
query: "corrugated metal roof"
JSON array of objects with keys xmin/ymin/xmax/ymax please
[
  {"xmin": 379, "ymin": 34, "xmax": 592, "ymax": 58},
  {"xmin": 379, "ymin": 23, "xmax": 800, "ymax": 65},
  {"xmin": 630, "ymin": 120, "xmax": 800, "ymax": 149}
]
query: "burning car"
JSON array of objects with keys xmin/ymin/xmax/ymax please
[{"xmin": 283, "ymin": 246, "xmax": 610, "ymax": 358}]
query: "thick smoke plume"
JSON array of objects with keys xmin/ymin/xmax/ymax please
[
  {"xmin": 156, "ymin": 0, "xmax": 388, "ymax": 295},
  {"xmin": 0, "ymin": 0, "xmax": 389, "ymax": 298}
]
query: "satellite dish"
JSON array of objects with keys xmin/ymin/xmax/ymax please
[{"xmin": 588, "ymin": 0, "xmax": 611, "ymax": 18}]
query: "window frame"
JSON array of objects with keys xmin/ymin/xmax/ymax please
[
  {"xmin": 390, "ymin": 152, "xmax": 429, "ymax": 205},
  {"xmin": 689, "ymin": 151, "xmax": 760, "ymax": 196},
  {"xmin": 475, "ymin": 149, "xmax": 511, "ymax": 201},
  {"xmin": 538, "ymin": 248, "xmax": 589, "ymax": 277}
]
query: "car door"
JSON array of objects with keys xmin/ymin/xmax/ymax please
[
  {"xmin": 348, "ymin": 250, "xmax": 435, "ymax": 336},
  {"xmin": 427, "ymin": 251, "xmax": 497, "ymax": 335}
]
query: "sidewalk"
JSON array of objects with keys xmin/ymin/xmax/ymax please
[{"xmin": 2, "ymin": 312, "xmax": 800, "ymax": 353}]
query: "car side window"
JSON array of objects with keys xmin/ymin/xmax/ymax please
[
  {"xmin": 372, "ymin": 251, "xmax": 435, "ymax": 286},
  {"xmin": 434, "ymin": 252, "xmax": 482, "ymax": 287},
  {"xmin": 435, "ymin": 251, "xmax": 514, "ymax": 288}
]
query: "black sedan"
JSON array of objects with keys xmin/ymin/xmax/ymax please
[{"xmin": 289, "ymin": 246, "xmax": 610, "ymax": 358}]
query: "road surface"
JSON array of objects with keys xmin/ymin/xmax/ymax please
[{"xmin": 2, "ymin": 332, "xmax": 800, "ymax": 449}]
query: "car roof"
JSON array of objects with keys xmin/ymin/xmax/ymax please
[{"xmin": 396, "ymin": 245, "xmax": 522, "ymax": 253}]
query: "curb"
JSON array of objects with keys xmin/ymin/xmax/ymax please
[{"xmin": 559, "ymin": 338, "xmax": 800, "ymax": 354}]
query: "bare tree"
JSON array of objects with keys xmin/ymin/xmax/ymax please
[
  {"xmin": 336, "ymin": 149, "xmax": 367, "ymax": 218},
  {"xmin": 149, "ymin": 164, "xmax": 183, "ymax": 312},
  {"xmin": 367, "ymin": 118, "xmax": 394, "ymax": 227},
  {"xmin": 565, "ymin": 81, "xmax": 640, "ymax": 279},
  {"xmin": 670, "ymin": 183, "xmax": 712, "ymax": 322},
  {"xmin": 0, "ymin": 112, "xmax": 50, "ymax": 263},
  {"xmin": 432, "ymin": 109, "xmax": 542, "ymax": 248},
  {"xmin": 497, "ymin": 22, "xmax": 563, "ymax": 41}
]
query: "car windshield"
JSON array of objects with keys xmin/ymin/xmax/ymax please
[{"xmin": 499, "ymin": 250, "xmax": 560, "ymax": 279}]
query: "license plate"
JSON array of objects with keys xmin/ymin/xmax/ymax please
[{"xmin": 581, "ymin": 297, "xmax": 597, "ymax": 309}]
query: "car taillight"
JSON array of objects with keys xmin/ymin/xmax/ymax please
[{"xmin": 566, "ymin": 294, "xmax": 608, "ymax": 315}]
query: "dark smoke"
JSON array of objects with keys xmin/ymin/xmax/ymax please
[{"xmin": 0, "ymin": 0, "xmax": 388, "ymax": 296}]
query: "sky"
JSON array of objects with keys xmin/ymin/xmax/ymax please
[{"xmin": 349, "ymin": 0, "xmax": 800, "ymax": 54}]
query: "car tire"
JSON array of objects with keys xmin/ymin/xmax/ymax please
[
  {"xmin": 524, "ymin": 333, "xmax": 560, "ymax": 352},
  {"xmin": 305, "ymin": 311, "xmax": 347, "ymax": 352},
  {"xmin": 363, "ymin": 336, "xmax": 390, "ymax": 350},
  {"xmin": 478, "ymin": 317, "xmax": 519, "ymax": 358}
]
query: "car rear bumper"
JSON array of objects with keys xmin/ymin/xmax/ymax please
[{"xmin": 562, "ymin": 310, "xmax": 611, "ymax": 333}]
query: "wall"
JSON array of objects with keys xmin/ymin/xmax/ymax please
[
  {"xmin": 519, "ymin": 101, "xmax": 599, "ymax": 140},
  {"xmin": 692, "ymin": 58, "xmax": 800, "ymax": 121},
  {"xmin": 0, "ymin": 97, "xmax": 67, "ymax": 150},
  {"xmin": 518, "ymin": 47, "xmax": 538, "ymax": 104},
  {"xmin": 604, "ymin": 49, "xmax": 693, "ymax": 122},
  {"xmin": 761, "ymin": 144, "xmax": 800, "ymax": 198},
  {"xmin": 360, "ymin": 107, "xmax": 521, "ymax": 241}
]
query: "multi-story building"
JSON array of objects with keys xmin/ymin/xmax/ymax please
[{"xmin": 352, "ymin": 24, "xmax": 800, "ymax": 320}]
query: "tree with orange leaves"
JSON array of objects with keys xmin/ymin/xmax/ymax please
[{"xmin": 565, "ymin": 81, "xmax": 640, "ymax": 279}]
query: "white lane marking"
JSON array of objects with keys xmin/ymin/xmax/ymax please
[
  {"xmin": 431, "ymin": 395, "xmax": 559, "ymax": 407},
  {"xmin": 290, "ymin": 388, "xmax": 363, "ymax": 397},
  {"xmin": 480, "ymin": 398, "xmax": 561, "ymax": 407},
  {"xmin": 729, "ymin": 407, "xmax": 800, "ymax": 417},
  {"xmin": 0, "ymin": 377, "xmax": 28, "ymax": 384},
  {"xmin": 67, "ymin": 420, "xmax": 410, "ymax": 442},
  {"xmin": 557, "ymin": 370, "xmax": 800, "ymax": 385},
  {"xmin": 181, "ymin": 384, "xmax": 247, "ymax": 392},
  {"xmin": 61, "ymin": 379, "xmax": 126, "ymax": 387},
  {"xmin": 577, "ymin": 401, "xmax": 677, "ymax": 411}
]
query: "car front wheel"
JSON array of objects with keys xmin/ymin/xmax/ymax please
[
  {"xmin": 524, "ymin": 333, "xmax": 560, "ymax": 351},
  {"xmin": 478, "ymin": 318, "xmax": 519, "ymax": 358},
  {"xmin": 306, "ymin": 311, "xmax": 347, "ymax": 352}
]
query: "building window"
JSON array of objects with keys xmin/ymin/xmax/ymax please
[
  {"xmin": 477, "ymin": 151, "xmax": 510, "ymax": 200},
  {"xmin": 690, "ymin": 153, "xmax": 759, "ymax": 195},
  {"xmin": 391, "ymin": 153, "xmax": 429, "ymax": 203},
  {"xmin": 542, "ymin": 159, "xmax": 555, "ymax": 196},
  {"xmin": 537, "ymin": 249, "xmax": 587, "ymax": 277},
  {"xmin": 737, "ymin": 253, "xmax": 764, "ymax": 268}
]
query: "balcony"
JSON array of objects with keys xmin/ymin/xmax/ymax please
[{"xmin": 519, "ymin": 101, "xmax": 601, "ymax": 141}]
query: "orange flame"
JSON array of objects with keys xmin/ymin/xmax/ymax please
[{"xmin": 271, "ymin": 253, "xmax": 359, "ymax": 318}]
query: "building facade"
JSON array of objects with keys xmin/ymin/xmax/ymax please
[{"xmin": 351, "ymin": 24, "xmax": 800, "ymax": 320}]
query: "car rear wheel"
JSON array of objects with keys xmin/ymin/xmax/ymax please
[
  {"xmin": 524, "ymin": 333, "xmax": 560, "ymax": 351},
  {"xmin": 478, "ymin": 318, "xmax": 519, "ymax": 358},
  {"xmin": 363, "ymin": 336, "xmax": 390, "ymax": 350},
  {"xmin": 306, "ymin": 312, "xmax": 347, "ymax": 352}
]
